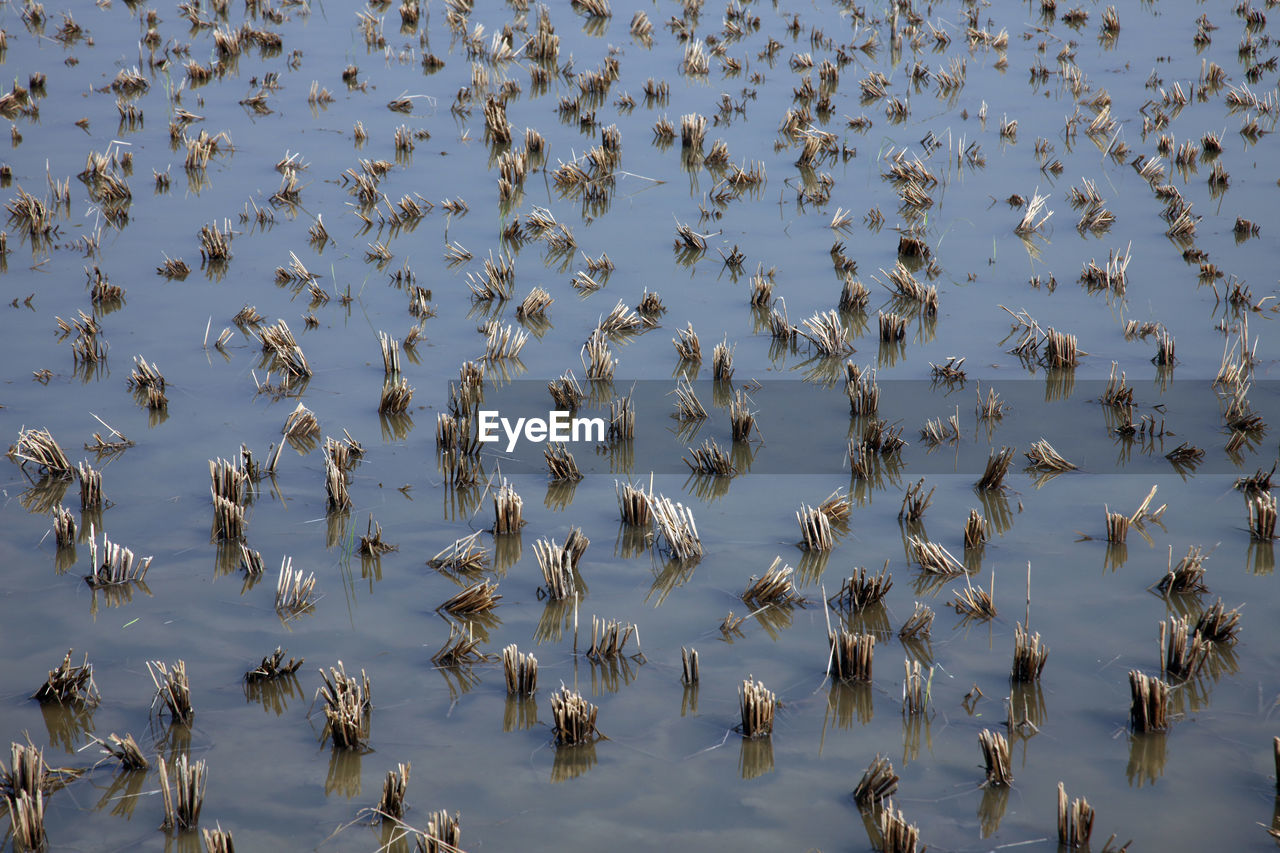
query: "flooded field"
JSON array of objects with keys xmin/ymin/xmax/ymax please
[{"xmin": 2, "ymin": 0, "xmax": 1279, "ymax": 850}]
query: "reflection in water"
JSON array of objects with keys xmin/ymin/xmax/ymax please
[
  {"xmin": 40, "ymin": 700, "xmax": 95, "ymax": 754},
  {"xmin": 795, "ymin": 548, "xmax": 831, "ymax": 587},
  {"xmin": 503, "ymin": 695, "xmax": 539, "ymax": 732},
  {"xmin": 1009, "ymin": 681, "xmax": 1048, "ymax": 734},
  {"xmin": 1168, "ymin": 676, "xmax": 1213, "ymax": 717},
  {"xmin": 94, "ymin": 768, "xmax": 147, "ymax": 820},
  {"xmin": 1160, "ymin": 589, "xmax": 1206, "ymax": 621},
  {"xmin": 544, "ymin": 480, "xmax": 578, "ymax": 511},
  {"xmin": 752, "ymin": 603, "xmax": 796, "ymax": 641},
  {"xmin": 681, "ymin": 683, "xmax": 698, "ymax": 717},
  {"xmin": 326, "ymin": 510, "xmax": 351, "ymax": 550},
  {"xmin": 964, "ymin": 542, "xmax": 985, "ymax": 575},
  {"xmin": 162, "ymin": 829, "xmax": 204, "ymax": 853},
  {"xmin": 79, "ymin": 507, "xmax": 105, "ymax": 545},
  {"xmin": 493, "ymin": 532, "xmax": 522, "ymax": 575},
  {"xmin": 597, "ymin": 438, "xmax": 634, "ymax": 476},
  {"xmin": 21, "ymin": 475, "xmax": 72, "ymax": 516},
  {"xmin": 647, "ymin": 557, "xmax": 696, "ymax": 607},
  {"xmin": 155, "ymin": 723, "xmax": 192, "ymax": 769},
  {"xmin": 89, "ymin": 579, "xmax": 153, "ymax": 620},
  {"xmin": 551, "ymin": 742, "xmax": 597, "ymax": 783},
  {"xmin": 325, "ymin": 747, "xmax": 364, "ymax": 799},
  {"xmin": 1104, "ymin": 541, "xmax": 1129, "ymax": 572},
  {"xmin": 441, "ymin": 481, "xmax": 484, "ymax": 522},
  {"xmin": 909, "ymin": 569, "xmax": 950, "ymax": 599},
  {"xmin": 798, "ymin": 353, "xmax": 848, "ymax": 387},
  {"xmin": 614, "ymin": 523, "xmax": 650, "ymax": 560},
  {"xmin": 977, "ymin": 783, "xmax": 1010, "ymax": 838},
  {"xmin": 377, "ymin": 820, "xmax": 414, "ymax": 853},
  {"xmin": 589, "ymin": 656, "xmax": 642, "ymax": 695},
  {"xmin": 840, "ymin": 602, "xmax": 893, "ymax": 640},
  {"xmin": 55, "ymin": 543, "xmax": 78, "ymax": 574},
  {"xmin": 738, "ymin": 736, "xmax": 774, "ymax": 780},
  {"xmin": 1249, "ymin": 540, "xmax": 1274, "ymax": 576},
  {"xmin": 434, "ymin": 662, "xmax": 482, "ymax": 704},
  {"xmin": 901, "ymin": 713, "xmax": 931, "ymax": 766},
  {"xmin": 1044, "ymin": 366, "xmax": 1075, "ymax": 402},
  {"xmin": 534, "ymin": 597, "xmax": 578, "ymax": 646},
  {"xmin": 683, "ymin": 472, "xmax": 732, "ymax": 503},
  {"xmin": 729, "ymin": 440, "xmax": 758, "ymax": 477},
  {"xmin": 378, "ymin": 411, "xmax": 414, "ymax": 442},
  {"xmin": 826, "ymin": 681, "xmax": 874, "ymax": 729},
  {"xmin": 444, "ymin": 609, "xmax": 502, "ymax": 647},
  {"xmin": 976, "ymin": 489, "xmax": 1013, "ymax": 537},
  {"xmin": 877, "ymin": 335, "xmax": 908, "ymax": 368},
  {"xmin": 244, "ymin": 673, "xmax": 304, "ymax": 716},
  {"xmin": 213, "ymin": 539, "xmax": 242, "ymax": 577},
  {"xmin": 358, "ymin": 551, "xmax": 385, "ymax": 585},
  {"xmin": 1126, "ymin": 731, "xmax": 1167, "ymax": 788},
  {"xmin": 850, "ymin": 455, "xmax": 905, "ymax": 506},
  {"xmin": 900, "ymin": 636, "xmax": 934, "ymax": 667}
]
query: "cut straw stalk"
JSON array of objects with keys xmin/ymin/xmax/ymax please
[
  {"xmin": 157, "ymin": 753, "xmax": 206, "ymax": 830},
  {"xmin": 738, "ymin": 677, "xmax": 776, "ymax": 738},
  {"xmin": 1057, "ymin": 782, "xmax": 1094, "ymax": 848},
  {"xmin": 852, "ymin": 754, "xmax": 898, "ymax": 806},
  {"xmin": 828, "ymin": 629, "xmax": 874, "ymax": 681}
]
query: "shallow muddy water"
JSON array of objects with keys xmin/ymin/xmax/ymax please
[{"xmin": 2, "ymin": 0, "xmax": 1279, "ymax": 850}]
